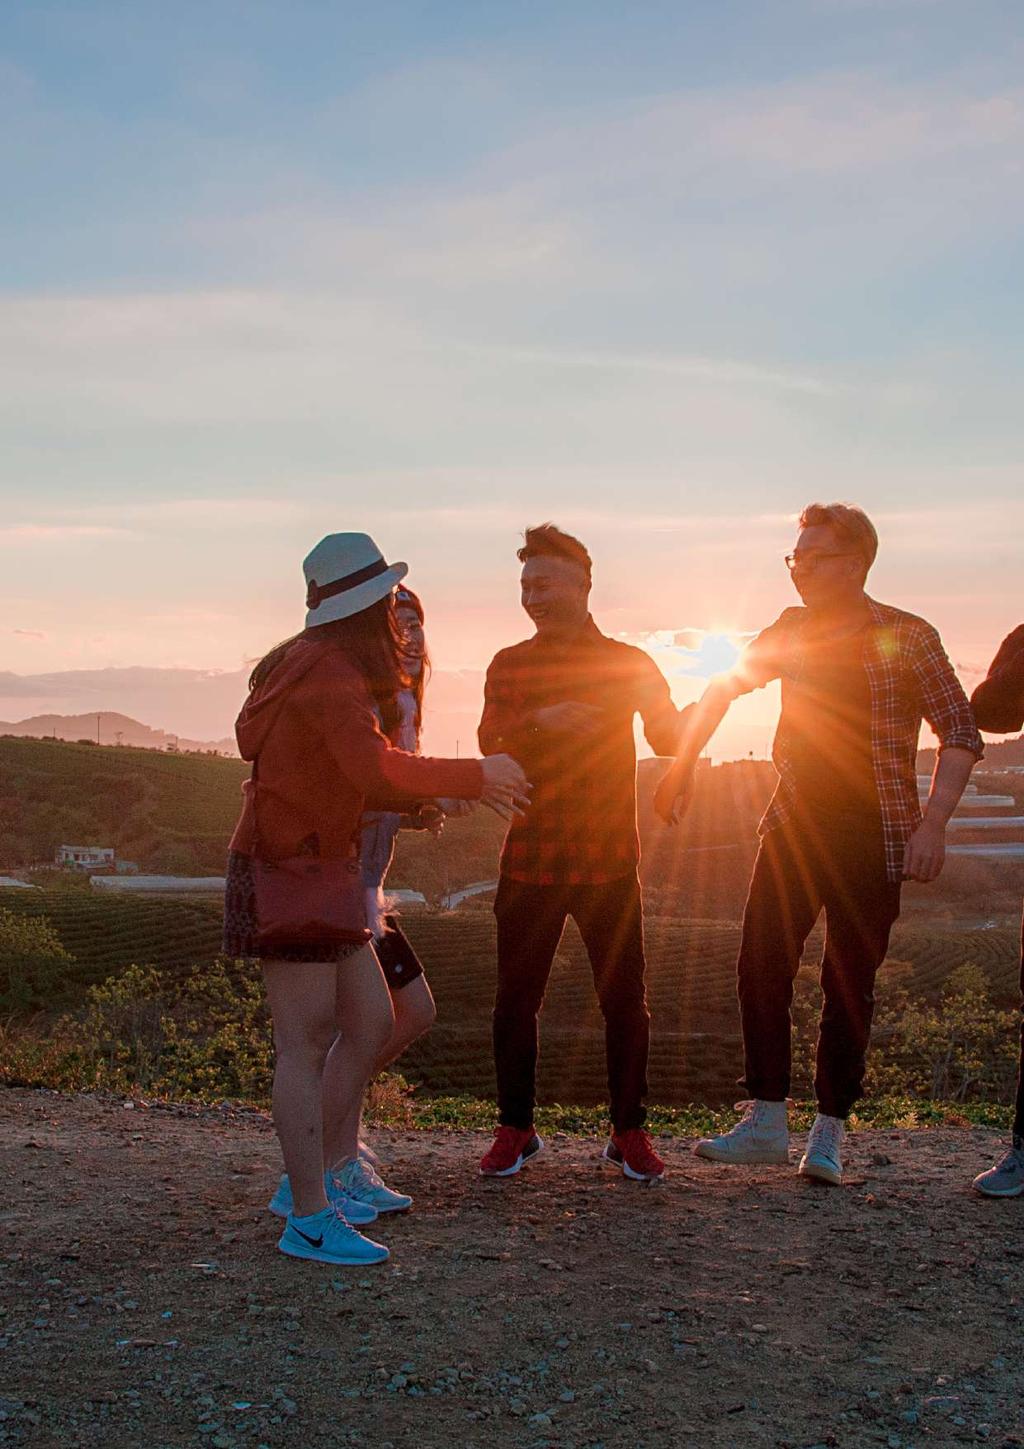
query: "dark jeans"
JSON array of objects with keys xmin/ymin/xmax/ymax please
[
  {"xmin": 493, "ymin": 873, "xmax": 650, "ymax": 1132},
  {"xmin": 737, "ymin": 811, "xmax": 902, "ymax": 1120},
  {"xmin": 1014, "ymin": 911, "xmax": 1024, "ymax": 1145}
]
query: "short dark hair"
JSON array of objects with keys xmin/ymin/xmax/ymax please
[
  {"xmin": 517, "ymin": 523, "xmax": 592, "ymax": 586},
  {"xmin": 799, "ymin": 501, "xmax": 878, "ymax": 577}
]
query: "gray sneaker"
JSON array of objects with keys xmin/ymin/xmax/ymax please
[
  {"xmin": 973, "ymin": 1144, "xmax": 1024, "ymax": 1198},
  {"xmin": 694, "ymin": 1100, "xmax": 789, "ymax": 1165},
  {"xmin": 337, "ymin": 1156, "xmax": 412, "ymax": 1214},
  {"xmin": 798, "ymin": 1113, "xmax": 845, "ymax": 1186}
]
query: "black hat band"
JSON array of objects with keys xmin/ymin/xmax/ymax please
[{"xmin": 306, "ymin": 557, "xmax": 390, "ymax": 611}]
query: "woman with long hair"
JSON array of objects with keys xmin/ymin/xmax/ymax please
[
  {"xmin": 224, "ymin": 535, "xmax": 529, "ymax": 1266},
  {"xmin": 328, "ymin": 586, "xmax": 470, "ymax": 1198}
]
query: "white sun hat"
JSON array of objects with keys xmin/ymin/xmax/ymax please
[{"xmin": 303, "ymin": 533, "xmax": 408, "ymax": 627}]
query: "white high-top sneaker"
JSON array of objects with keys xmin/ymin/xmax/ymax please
[
  {"xmin": 798, "ymin": 1113, "xmax": 845, "ymax": 1186},
  {"xmin": 694, "ymin": 1100, "xmax": 789, "ymax": 1164}
]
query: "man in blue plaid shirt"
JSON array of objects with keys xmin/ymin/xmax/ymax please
[{"xmin": 655, "ymin": 502, "xmax": 982, "ymax": 1186}]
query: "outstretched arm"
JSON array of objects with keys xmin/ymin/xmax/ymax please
[
  {"xmin": 652, "ymin": 676, "xmax": 737, "ymax": 823},
  {"xmin": 653, "ymin": 613, "xmax": 790, "ymax": 824}
]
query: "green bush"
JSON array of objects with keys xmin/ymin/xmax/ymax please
[
  {"xmin": 789, "ymin": 957, "xmax": 1019, "ymax": 1105},
  {"xmin": 869, "ymin": 962, "xmax": 1019, "ymax": 1102},
  {"xmin": 0, "ymin": 907, "xmax": 75, "ymax": 1013},
  {"xmin": 0, "ymin": 958, "xmax": 270, "ymax": 1100}
]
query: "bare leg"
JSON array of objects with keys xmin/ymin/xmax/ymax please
[
  {"xmin": 262, "ymin": 958, "xmax": 339, "ymax": 1218},
  {"xmin": 381, "ymin": 976, "xmax": 437, "ymax": 1067},
  {"xmin": 343, "ymin": 976, "xmax": 437, "ymax": 1160},
  {"xmin": 321, "ymin": 944, "xmax": 395, "ymax": 1172}
]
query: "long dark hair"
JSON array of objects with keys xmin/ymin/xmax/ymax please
[
  {"xmin": 249, "ymin": 595, "xmax": 406, "ymax": 737},
  {"xmin": 395, "ymin": 586, "xmax": 430, "ymax": 737}
]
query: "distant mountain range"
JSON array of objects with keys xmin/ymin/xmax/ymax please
[
  {"xmin": 2, "ymin": 665, "xmax": 1020, "ymax": 767},
  {"xmin": 0, "ymin": 664, "xmax": 488, "ymax": 759},
  {"xmin": 0, "ymin": 711, "xmax": 236, "ymax": 755},
  {"xmin": 0, "ymin": 666, "xmax": 250, "ymax": 745}
]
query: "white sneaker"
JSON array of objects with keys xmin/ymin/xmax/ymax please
[
  {"xmin": 694, "ymin": 1100, "xmax": 789, "ymax": 1164},
  {"xmin": 799, "ymin": 1113, "xmax": 845, "ymax": 1186}
]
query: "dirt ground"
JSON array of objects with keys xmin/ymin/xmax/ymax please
[{"xmin": 0, "ymin": 1088, "xmax": 1021, "ymax": 1449}]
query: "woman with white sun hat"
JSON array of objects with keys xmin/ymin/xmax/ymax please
[{"xmin": 224, "ymin": 532, "xmax": 530, "ymax": 1266}]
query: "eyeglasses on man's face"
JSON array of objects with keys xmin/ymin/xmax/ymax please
[{"xmin": 784, "ymin": 550, "xmax": 855, "ymax": 573}]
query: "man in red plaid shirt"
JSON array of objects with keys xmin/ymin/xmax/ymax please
[
  {"xmin": 655, "ymin": 502, "xmax": 982, "ymax": 1186},
  {"xmin": 477, "ymin": 525, "xmax": 686, "ymax": 1182}
]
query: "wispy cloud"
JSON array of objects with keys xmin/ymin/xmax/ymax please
[
  {"xmin": 0, "ymin": 525, "xmax": 131, "ymax": 543},
  {"xmin": 451, "ymin": 341, "xmax": 836, "ymax": 396},
  {"xmin": 375, "ymin": 502, "xmax": 798, "ymax": 535},
  {"xmin": 105, "ymin": 498, "xmax": 309, "ymax": 528}
]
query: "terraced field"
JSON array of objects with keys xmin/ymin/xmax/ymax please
[
  {"xmin": 3, "ymin": 888, "xmax": 1019, "ymax": 1105},
  {"xmin": 397, "ymin": 910, "xmax": 1023, "ymax": 1107},
  {"xmin": 0, "ymin": 888, "xmax": 224, "ymax": 1007}
]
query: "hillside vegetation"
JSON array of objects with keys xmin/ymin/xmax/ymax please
[
  {"xmin": 3, "ymin": 735, "xmax": 1022, "ymax": 916},
  {"xmin": 0, "ymin": 887, "xmax": 223, "ymax": 1008},
  {"xmin": 0, "ymin": 735, "xmax": 248, "ymax": 872},
  {"xmin": 2, "ymin": 885, "xmax": 1019, "ymax": 1110}
]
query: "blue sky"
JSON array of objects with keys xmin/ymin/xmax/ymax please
[{"xmin": 1, "ymin": 0, "xmax": 1022, "ymax": 751}]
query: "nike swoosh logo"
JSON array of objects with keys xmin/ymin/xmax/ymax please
[{"xmin": 292, "ymin": 1225, "xmax": 324, "ymax": 1248}]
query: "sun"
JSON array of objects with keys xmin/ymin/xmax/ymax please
[{"xmin": 634, "ymin": 628, "xmax": 745, "ymax": 682}]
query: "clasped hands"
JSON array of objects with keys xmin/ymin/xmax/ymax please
[{"xmin": 653, "ymin": 761, "xmax": 696, "ymax": 826}]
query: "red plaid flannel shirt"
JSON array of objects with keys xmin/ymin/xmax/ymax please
[
  {"xmin": 479, "ymin": 618, "xmax": 684, "ymax": 885},
  {"xmin": 734, "ymin": 598, "xmax": 983, "ymax": 882}
]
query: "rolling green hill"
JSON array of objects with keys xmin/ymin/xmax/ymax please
[
  {"xmin": 0, "ymin": 735, "xmax": 249, "ymax": 873},
  {"xmin": 2, "ymin": 734, "xmax": 1021, "ymax": 919}
]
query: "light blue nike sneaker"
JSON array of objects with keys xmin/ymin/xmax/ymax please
[
  {"xmin": 336, "ymin": 1156, "xmax": 412, "ymax": 1213},
  {"xmin": 268, "ymin": 1172, "xmax": 378, "ymax": 1225},
  {"xmin": 278, "ymin": 1207, "xmax": 389, "ymax": 1266}
]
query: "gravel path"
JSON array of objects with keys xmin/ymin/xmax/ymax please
[{"xmin": 1, "ymin": 1088, "xmax": 1022, "ymax": 1448}]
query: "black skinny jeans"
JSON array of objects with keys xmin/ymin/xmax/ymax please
[
  {"xmin": 737, "ymin": 810, "xmax": 902, "ymax": 1120},
  {"xmin": 492, "ymin": 873, "xmax": 650, "ymax": 1133}
]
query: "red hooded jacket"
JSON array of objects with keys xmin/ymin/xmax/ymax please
[{"xmin": 229, "ymin": 638, "xmax": 483, "ymax": 861}]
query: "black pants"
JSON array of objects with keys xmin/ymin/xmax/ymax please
[
  {"xmin": 1014, "ymin": 911, "xmax": 1024, "ymax": 1144},
  {"xmin": 493, "ymin": 873, "xmax": 650, "ymax": 1132},
  {"xmin": 737, "ymin": 812, "xmax": 902, "ymax": 1120}
]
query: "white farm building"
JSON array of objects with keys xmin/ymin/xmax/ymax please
[{"xmin": 57, "ymin": 844, "xmax": 115, "ymax": 871}]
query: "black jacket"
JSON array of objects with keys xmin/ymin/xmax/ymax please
[{"xmin": 972, "ymin": 625, "xmax": 1024, "ymax": 734}]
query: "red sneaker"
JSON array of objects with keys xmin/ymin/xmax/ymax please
[
  {"xmin": 603, "ymin": 1128, "xmax": 666, "ymax": 1182},
  {"xmin": 479, "ymin": 1126, "xmax": 544, "ymax": 1177}
]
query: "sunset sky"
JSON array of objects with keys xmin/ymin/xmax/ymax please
[{"xmin": 1, "ymin": 1, "xmax": 1022, "ymax": 758}]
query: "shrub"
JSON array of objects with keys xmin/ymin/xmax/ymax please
[
  {"xmin": 157, "ymin": 960, "xmax": 272, "ymax": 1101},
  {"xmin": 869, "ymin": 962, "xmax": 1019, "ymax": 1102},
  {"xmin": 0, "ymin": 907, "xmax": 75, "ymax": 1013},
  {"xmin": 788, "ymin": 956, "xmax": 1020, "ymax": 1106},
  {"xmin": 365, "ymin": 1070, "xmax": 416, "ymax": 1128},
  {"xmin": 75, "ymin": 963, "xmax": 169, "ymax": 1090}
]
